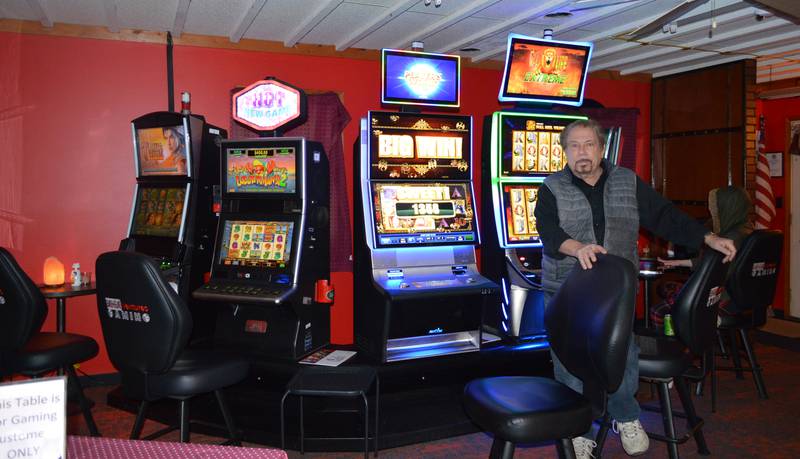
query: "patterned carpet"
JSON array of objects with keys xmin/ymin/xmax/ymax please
[{"xmin": 68, "ymin": 332, "xmax": 800, "ymax": 458}]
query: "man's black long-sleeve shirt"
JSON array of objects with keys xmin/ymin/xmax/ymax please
[{"xmin": 534, "ymin": 164, "xmax": 708, "ymax": 259}]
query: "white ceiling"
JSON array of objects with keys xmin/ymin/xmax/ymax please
[{"xmin": 2, "ymin": 0, "xmax": 798, "ymax": 83}]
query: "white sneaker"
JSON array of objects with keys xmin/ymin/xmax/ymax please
[
  {"xmin": 614, "ymin": 419, "xmax": 650, "ymax": 456},
  {"xmin": 571, "ymin": 437, "xmax": 597, "ymax": 459}
]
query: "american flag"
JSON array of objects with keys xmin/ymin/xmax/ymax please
[{"xmin": 755, "ymin": 114, "xmax": 775, "ymax": 229}]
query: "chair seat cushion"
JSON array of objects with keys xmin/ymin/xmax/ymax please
[
  {"xmin": 147, "ymin": 349, "xmax": 249, "ymax": 398},
  {"xmin": 463, "ymin": 376, "xmax": 592, "ymax": 443},
  {"xmin": 9, "ymin": 332, "xmax": 99, "ymax": 375},
  {"xmin": 717, "ymin": 311, "xmax": 753, "ymax": 329},
  {"xmin": 637, "ymin": 335, "xmax": 692, "ymax": 379}
]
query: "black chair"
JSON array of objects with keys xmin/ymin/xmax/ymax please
[
  {"xmin": 716, "ymin": 230, "xmax": 782, "ymax": 401},
  {"xmin": 0, "ymin": 247, "xmax": 100, "ymax": 436},
  {"xmin": 463, "ymin": 254, "xmax": 637, "ymax": 459},
  {"xmin": 95, "ymin": 250, "xmax": 249, "ymax": 443},
  {"xmin": 637, "ymin": 250, "xmax": 726, "ymax": 459}
]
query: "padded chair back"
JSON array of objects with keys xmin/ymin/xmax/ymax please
[
  {"xmin": 672, "ymin": 250, "xmax": 727, "ymax": 356},
  {"xmin": 545, "ymin": 253, "xmax": 637, "ymax": 414},
  {"xmin": 725, "ymin": 230, "xmax": 783, "ymax": 328},
  {"xmin": 95, "ymin": 251, "xmax": 191, "ymax": 377},
  {"xmin": 0, "ymin": 247, "xmax": 47, "ymax": 352}
]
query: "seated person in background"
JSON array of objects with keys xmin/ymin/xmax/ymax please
[{"xmin": 659, "ymin": 186, "xmax": 754, "ymax": 314}]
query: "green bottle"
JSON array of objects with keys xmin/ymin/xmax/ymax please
[{"xmin": 664, "ymin": 314, "xmax": 675, "ymax": 336}]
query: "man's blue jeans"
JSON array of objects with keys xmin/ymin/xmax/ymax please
[{"xmin": 544, "ymin": 291, "xmax": 641, "ymax": 438}]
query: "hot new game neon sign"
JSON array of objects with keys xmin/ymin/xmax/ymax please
[{"xmin": 232, "ymin": 78, "xmax": 307, "ymax": 132}]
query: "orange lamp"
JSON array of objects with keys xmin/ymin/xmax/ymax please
[{"xmin": 43, "ymin": 256, "xmax": 65, "ymax": 286}]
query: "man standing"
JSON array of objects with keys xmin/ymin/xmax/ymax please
[{"xmin": 534, "ymin": 119, "xmax": 736, "ymax": 457}]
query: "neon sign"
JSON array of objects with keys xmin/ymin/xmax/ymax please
[{"xmin": 232, "ymin": 79, "xmax": 303, "ymax": 131}]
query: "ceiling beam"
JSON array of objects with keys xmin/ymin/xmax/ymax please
[
  {"xmin": 592, "ymin": 6, "xmax": 753, "ymax": 59},
  {"xmin": 25, "ymin": 0, "xmax": 53, "ymax": 27},
  {"xmin": 592, "ymin": 16, "xmax": 783, "ymax": 71},
  {"xmin": 172, "ymin": 0, "xmax": 191, "ymax": 38},
  {"xmin": 470, "ymin": 0, "xmax": 641, "ymax": 63},
  {"xmin": 626, "ymin": 0, "xmax": 711, "ymax": 40},
  {"xmin": 284, "ymin": 0, "xmax": 343, "ymax": 47},
  {"xmin": 335, "ymin": 0, "xmax": 418, "ymax": 51},
  {"xmin": 647, "ymin": 41, "xmax": 800, "ymax": 78},
  {"xmin": 435, "ymin": 0, "xmax": 572, "ymax": 54},
  {"xmin": 388, "ymin": 0, "xmax": 501, "ymax": 50},
  {"xmin": 651, "ymin": 54, "xmax": 748, "ymax": 77},
  {"xmin": 230, "ymin": 0, "xmax": 268, "ymax": 43},
  {"xmin": 103, "ymin": 0, "xmax": 119, "ymax": 33},
  {"xmin": 618, "ymin": 26, "xmax": 800, "ymax": 75}
]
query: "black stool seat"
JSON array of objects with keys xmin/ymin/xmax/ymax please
[
  {"xmin": 9, "ymin": 332, "xmax": 99, "ymax": 374},
  {"xmin": 286, "ymin": 365, "xmax": 377, "ymax": 396},
  {"xmin": 638, "ymin": 335, "xmax": 693, "ymax": 380},
  {"xmin": 143, "ymin": 349, "xmax": 248, "ymax": 398},
  {"xmin": 464, "ymin": 376, "xmax": 592, "ymax": 443},
  {"xmin": 281, "ymin": 365, "xmax": 379, "ymax": 458},
  {"xmin": 717, "ymin": 311, "xmax": 753, "ymax": 329}
]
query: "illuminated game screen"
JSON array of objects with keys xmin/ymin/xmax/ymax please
[
  {"xmin": 130, "ymin": 186, "xmax": 187, "ymax": 238},
  {"xmin": 371, "ymin": 182, "xmax": 477, "ymax": 248},
  {"xmin": 136, "ymin": 125, "xmax": 190, "ymax": 176},
  {"xmin": 497, "ymin": 113, "xmax": 582, "ymax": 177},
  {"xmin": 224, "ymin": 143, "xmax": 297, "ymax": 195},
  {"xmin": 368, "ymin": 111, "xmax": 471, "ymax": 180},
  {"xmin": 499, "ymin": 34, "xmax": 592, "ymax": 106},
  {"xmin": 382, "ymin": 49, "xmax": 460, "ymax": 108},
  {"xmin": 217, "ymin": 220, "xmax": 295, "ymax": 269},
  {"xmin": 502, "ymin": 184, "xmax": 541, "ymax": 246}
]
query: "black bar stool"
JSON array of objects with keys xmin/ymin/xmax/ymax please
[{"xmin": 281, "ymin": 365, "xmax": 379, "ymax": 458}]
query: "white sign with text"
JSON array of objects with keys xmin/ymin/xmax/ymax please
[{"xmin": 0, "ymin": 377, "xmax": 66, "ymax": 459}]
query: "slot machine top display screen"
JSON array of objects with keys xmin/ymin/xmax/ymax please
[
  {"xmin": 223, "ymin": 139, "xmax": 300, "ymax": 197},
  {"xmin": 382, "ymin": 49, "xmax": 460, "ymax": 108},
  {"xmin": 135, "ymin": 124, "xmax": 191, "ymax": 177},
  {"xmin": 368, "ymin": 111, "xmax": 471, "ymax": 180},
  {"xmin": 370, "ymin": 182, "xmax": 478, "ymax": 248},
  {"xmin": 499, "ymin": 34, "xmax": 592, "ymax": 106},
  {"xmin": 129, "ymin": 185, "xmax": 188, "ymax": 239},
  {"xmin": 496, "ymin": 112, "xmax": 585, "ymax": 178},
  {"xmin": 501, "ymin": 183, "xmax": 541, "ymax": 247},
  {"xmin": 216, "ymin": 219, "xmax": 295, "ymax": 271}
]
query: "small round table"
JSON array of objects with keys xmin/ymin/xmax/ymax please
[
  {"xmin": 39, "ymin": 282, "xmax": 97, "ymax": 333},
  {"xmin": 638, "ymin": 259, "xmax": 662, "ymax": 330}
]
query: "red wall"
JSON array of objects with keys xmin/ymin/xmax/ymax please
[
  {"xmin": 0, "ymin": 31, "xmax": 650, "ymax": 374},
  {"xmin": 757, "ymin": 97, "xmax": 800, "ymax": 313}
]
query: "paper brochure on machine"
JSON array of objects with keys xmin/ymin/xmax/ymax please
[{"xmin": 299, "ymin": 349, "xmax": 357, "ymax": 366}]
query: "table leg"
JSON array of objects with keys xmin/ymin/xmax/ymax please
[
  {"xmin": 643, "ymin": 279, "xmax": 651, "ymax": 329},
  {"xmin": 57, "ymin": 297, "xmax": 66, "ymax": 333}
]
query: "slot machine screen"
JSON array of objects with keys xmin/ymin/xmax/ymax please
[
  {"xmin": 370, "ymin": 181, "xmax": 478, "ymax": 248},
  {"xmin": 135, "ymin": 124, "xmax": 191, "ymax": 177},
  {"xmin": 382, "ymin": 49, "xmax": 460, "ymax": 108},
  {"xmin": 367, "ymin": 111, "xmax": 471, "ymax": 181},
  {"xmin": 222, "ymin": 139, "xmax": 300, "ymax": 197},
  {"xmin": 216, "ymin": 219, "xmax": 295, "ymax": 271},
  {"xmin": 128, "ymin": 184, "xmax": 190, "ymax": 258},
  {"xmin": 496, "ymin": 112, "xmax": 584, "ymax": 178},
  {"xmin": 130, "ymin": 185, "xmax": 188, "ymax": 238},
  {"xmin": 499, "ymin": 34, "xmax": 592, "ymax": 106},
  {"xmin": 501, "ymin": 183, "xmax": 542, "ymax": 247}
]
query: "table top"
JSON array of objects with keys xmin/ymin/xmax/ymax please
[
  {"xmin": 38, "ymin": 282, "xmax": 97, "ymax": 298},
  {"xmin": 67, "ymin": 435, "xmax": 288, "ymax": 459}
]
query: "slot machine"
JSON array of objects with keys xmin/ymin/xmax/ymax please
[
  {"xmin": 193, "ymin": 78, "xmax": 331, "ymax": 361},
  {"xmin": 354, "ymin": 49, "xmax": 498, "ymax": 363},
  {"xmin": 480, "ymin": 34, "xmax": 597, "ymax": 342},
  {"xmin": 122, "ymin": 111, "xmax": 226, "ymax": 338}
]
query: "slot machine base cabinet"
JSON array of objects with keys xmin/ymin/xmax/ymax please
[
  {"xmin": 214, "ymin": 302, "xmax": 331, "ymax": 361},
  {"xmin": 356, "ymin": 289, "xmax": 497, "ymax": 363}
]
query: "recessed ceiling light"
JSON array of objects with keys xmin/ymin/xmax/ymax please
[
  {"xmin": 460, "ymin": 47, "xmax": 480, "ymax": 52},
  {"xmin": 545, "ymin": 11, "xmax": 573, "ymax": 18}
]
